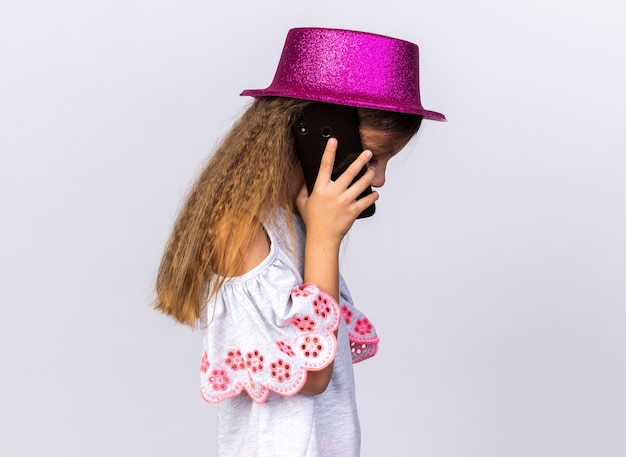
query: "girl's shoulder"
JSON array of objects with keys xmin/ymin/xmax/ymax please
[{"xmin": 212, "ymin": 207, "xmax": 303, "ymax": 286}]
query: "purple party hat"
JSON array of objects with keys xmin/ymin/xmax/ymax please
[{"xmin": 241, "ymin": 27, "xmax": 445, "ymax": 121}]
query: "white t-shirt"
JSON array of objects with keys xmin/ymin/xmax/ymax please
[{"xmin": 200, "ymin": 211, "xmax": 379, "ymax": 456}]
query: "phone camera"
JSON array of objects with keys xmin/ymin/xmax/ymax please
[{"xmin": 295, "ymin": 113, "xmax": 307, "ymax": 135}]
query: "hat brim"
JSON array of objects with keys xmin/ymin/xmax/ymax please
[{"xmin": 240, "ymin": 89, "xmax": 447, "ymax": 122}]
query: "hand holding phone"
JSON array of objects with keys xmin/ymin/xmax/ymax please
[
  {"xmin": 295, "ymin": 139, "xmax": 378, "ymax": 248},
  {"xmin": 292, "ymin": 103, "xmax": 375, "ymax": 218}
]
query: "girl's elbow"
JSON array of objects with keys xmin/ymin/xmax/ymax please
[{"xmin": 300, "ymin": 366, "xmax": 333, "ymax": 395}]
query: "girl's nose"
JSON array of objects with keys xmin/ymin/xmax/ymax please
[{"xmin": 370, "ymin": 162, "xmax": 387, "ymax": 188}]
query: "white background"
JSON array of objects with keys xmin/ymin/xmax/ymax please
[{"xmin": 2, "ymin": 0, "xmax": 625, "ymax": 456}]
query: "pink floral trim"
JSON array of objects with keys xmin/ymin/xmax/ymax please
[
  {"xmin": 200, "ymin": 352, "xmax": 210, "ymax": 373},
  {"xmin": 245, "ymin": 350, "xmax": 265, "ymax": 374},
  {"xmin": 208, "ymin": 369, "xmax": 230, "ymax": 391},
  {"xmin": 343, "ymin": 305, "xmax": 379, "ymax": 364},
  {"xmin": 350, "ymin": 340, "xmax": 378, "ymax": 362},
  {"xmin": 200, "ymin": 283, "xmax": 340, "ymax": 404},
  {"xmin": 270, "ymin": 359, "xmax": 292, "ymax": 383},
  {"xmin": 291, "ymin": 288, "xmax": 312, "ymax": 298},
  {"xmin": 293, "ymin": 315, "xmax": 317, "ymax": 332},
  {"xmin": 353, "ymin": 317, "xmax": 373, "ymax": 335},
  {"xmin": 341, "ymin": 305, "xmax": 353, "ymax": 325},
  {"xmin": 276, "ymin": 340, "xmax": 296, "ymax": 357},
  {"xmin": 313, "ymin": 295, "xmax": 333, "ymax": 319},
  {"xmin": 300, "ymin": 335, "xmax": 324, "ymax": 358},
  {"xmin": 225, "ymin": 350, "xmax": 245, "ymax": 371}
]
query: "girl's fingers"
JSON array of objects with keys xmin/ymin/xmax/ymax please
[
  {"xmin": 312, "ymin": 139, "xmax": 376, "ymax": 210},
  {"xmin": 354, "ymin": 188, "xmax": 379, "ymax": 211},
  {"xmin": 334, "ymin": 149, "xmax": 374, "ymax": 189},
  {"xmin": 314, "ymin": 138, "xmax": 337, "ymax": 186},
  {"xmin": 334, "ymin": 151, "xmax": 378, "ymax": 203}
]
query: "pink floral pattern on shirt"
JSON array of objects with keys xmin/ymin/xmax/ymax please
[{"xmin": 200, "ymin": 282, "xmax": 342, "ymax": 404}]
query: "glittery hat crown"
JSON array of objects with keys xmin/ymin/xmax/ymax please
[{"xmin": 241, "ymin": 27, "xmax": 445, "ymax": 121}]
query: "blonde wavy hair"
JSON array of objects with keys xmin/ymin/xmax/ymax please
[{"xmin": 155, "ymin": 97, "xmax": 421, "ymax": 326}]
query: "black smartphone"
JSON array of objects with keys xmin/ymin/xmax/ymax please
[{"xmin": 292, "ymin": 102, "xmax": 375, "ymax": 219}]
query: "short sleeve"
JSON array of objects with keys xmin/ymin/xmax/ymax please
[
  {"xmin": 338, "ymin": 277, "xmax": 380, "ymax": 363},
  {"xmin": 199, "ymin": 252, "xmax": 341, "ymax": 404}
]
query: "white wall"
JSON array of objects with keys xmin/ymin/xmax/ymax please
[{"xmin": 1, "ymin": 0, "xmax": 625, "ymax": 456}]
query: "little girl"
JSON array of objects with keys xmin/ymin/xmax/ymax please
[{"xmin": 155, "ymin": 28, "xmax": 445, "ymax": 456}]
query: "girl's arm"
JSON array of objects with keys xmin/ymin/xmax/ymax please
[
  {"xmin": 296, "ymin": 138, "xmax": 377, "ymax": 394},
  {"xmin": 235, "ymin": 139, "xmax": 376, "ymax": 396}
]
